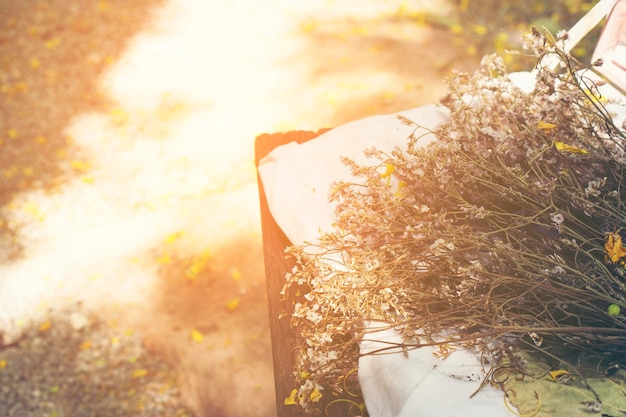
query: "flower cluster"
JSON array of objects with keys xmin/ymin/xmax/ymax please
[{"xmin": 284, "ymin": 29, "xmax": 626, "ymax": 414}]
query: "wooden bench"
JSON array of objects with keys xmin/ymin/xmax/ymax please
[{"xmin": 255, "ymin": 130, "xmax": 366, "ymax": 417}]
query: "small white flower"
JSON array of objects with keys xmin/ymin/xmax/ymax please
[{"xmin": 550, "ymin": 213, "xmax": 564, "ymax": 225}]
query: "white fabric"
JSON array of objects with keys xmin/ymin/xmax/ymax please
[
  {"xmin": 257, "ymin": 103, "xmax": 506, "ymax": 416},
  {"xmin": 257, "ymin": 104, "xmax": 446, "ymax": 248}
]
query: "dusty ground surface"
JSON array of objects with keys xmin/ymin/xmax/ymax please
[{"xmin": 0, "ymin": 1, "xmax": 487, "ymax": 416}]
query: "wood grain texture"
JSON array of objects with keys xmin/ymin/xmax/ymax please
[{"xmin": 255, "ymin": 130, "xmax": 365, "ymax": 417}]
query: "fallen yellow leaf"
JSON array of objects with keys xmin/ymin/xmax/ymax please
[
  {"xmin": 555, "ymin": 141, "xmax": 587, "ymax": 154},
  {"xmin": 164, "ymin": 231, "xmax": 184, "ymax": 244},
  {"xmin": 226, "ymin": 297, "xmax": 240, "ymax": 311},
  {"xmin": 132, "ymin": 369, "xmax": 148, "ymax": 378},
  {"xmin": 39, "ymin": 320, "xmax": 52, "ymax": 332},
  {"xmin": 0, "ymin": 359, "xmax": 7, "ymax": 369},
  {"xmin": 449, "ymin": 23, "xmax": 463, "ymax": 35},
  {"xmin": 155, "ymin": 253, "xmax": 171, "ymax": 264},
  {"xmin": 71, "ymin": 160, "xmax": 90, "ymax": 172},
  {"xmin": 44, "ymin": 37, "xmax": 61, "ymax": 49},
  {"xmin": 471, "ymin": 24, "xmax": 488, "ymax": 36},
  {"xmin": 190, "ymin": 329, "xmax": 204, "ymax": 343},
  {"xmin": 232, "ymin": 268, "xmax": 241, "ymax": 281},
  {"xmin": 80, "ymin": 340, "xmax": 92, "ymax": 350},
  {"xmin": 30, "ymin": 57, "xmax": 41, "ymax": 69}
]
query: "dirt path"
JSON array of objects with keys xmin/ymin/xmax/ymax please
[{"xmin": 0, "ymin": 1, "xmax": 481, "ymax": 416}]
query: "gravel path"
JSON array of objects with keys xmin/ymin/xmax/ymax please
[{"xmin": 0, "ymin": 304, "xmax": 195, "ymax": 417}]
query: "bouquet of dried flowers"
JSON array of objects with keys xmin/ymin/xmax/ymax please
[{"xmin": 283, "ymin": 29, "xmax": 626, "ymax": 415}]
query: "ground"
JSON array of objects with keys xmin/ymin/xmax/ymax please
[{"xmin": 0, "ymin": 1, "xmax": 593, "ymax": 416}]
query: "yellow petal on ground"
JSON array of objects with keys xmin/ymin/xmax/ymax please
[
  {"xmin": 190, "ymin": 329, "xmax": 204, "ymax": 343},
  {"xmin": 537, "ymin": 120, "xmax": 558, "ymax": 130},
  {"xmin": 22, "ymin": 202, "xmax": 45, "ymax": 221},
  {"xmin": 8, "ymin": 129, "xmax": 18, "ymax": 138},
  {"xmin": 44, "ymin": 37, "xmax": 61, "ymax": 49},
  {"xmin": 185, "ymin": 250, "xmax": 210, "ymax": 279},
  {"xmin": 231, "ymin": 268, "xmax": 241, "ymax": 281},
  {"xmin": 449, "ymin": 23, "xmax": 463, "ymax": 35},
  {"xmin": 81, "ymin": 176, "xmax": 95, "ymax": 184},
  {"xmin": 0, "ymin": 359, "xmax": 7, "ymax": 369},
  {"xmin": 109, "ymin": 107, "xmax": 129, "ymax": 124},
  {"xmin": 132, "ymin": 369, "xmax": 148, "ymax": 378},
  {"xmin": 300, "ymin": 20, "xmax": 317, "ymax": 34},
  {"xmin": 155, "ymin": 253, "xmax": 171, "ymax": 264},
  {"xmin": 30, "ymin": 58, "xmax": 41, "ymax": 69},
  {"xmin": 164, "ymin": 231, "xmax": 184, "ymax": 244},
  {"xmin": 71, "ymin": 160, "xmax": 90, "ymax": 172},
  {"xmin": 555, "ymin": 141, "xmax": 587, "ymax": 154},
  {"xmin": 471, "ymin": 24, "xmax": 488, "ymax": 36},
  {"xmin": 80, "ymin": 340, "xmax": 92, "ymax": 350},
  {"xmin": 39, "ymin": 320, "xmax": 52, "ymax": 332},
  {"xmin": 226, "ymin": 297, "xmax": 240, "ymax": 311},
  {"xmin": 111, "ymin": 337, "xmax": 120, "ymax": 345}
]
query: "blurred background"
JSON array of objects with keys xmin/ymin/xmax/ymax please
[{"xmin": 0, "ymin": 0, "xmax": 601, "ymax": 416}]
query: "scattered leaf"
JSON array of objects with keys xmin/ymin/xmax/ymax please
[
  {"xmin": 190, "ymin": 329, "xmax": 204, "ymax": 343},
  {"xmin": 30, "ymin": 57, "xmax": 41, "ymax": 69},
  {"xmin": 80, "ymin": 340, "xmax": 92, "ymax": 350},
  {"xmin": 132, "ymin": 369, "xmax": 148, "ymax": 378},
  {"xmin": 471, "ymin": 24, "xmax": 488, "ymax": 36},
  {"xmin": 155, "ymin": 253, "xmax": 171, "ymax": 264},
  {"xmin": 44, "ymin": 37, "xmax": 61, "ymax": 49},
  {"xmin": 449, "ymin": 23, "xmax": 463, "ymax": 34},
  {"xmin": 185, "ymin": 250, "xmax": 210, "ymax": 279},
  {"xmin": 71, "ymin": 160, "xmax": 90, "ymax": 172},
  {"xmin": 300, "ymin": 20, "xmax": 317, "ymax": 34},
  {"xmin": 555, "ymin": 141, "xmax": 587, "ymax": 154},
  {"xmin": 232, "ymin": 268, "xmax": 241, "ymax": 281},
  {"xmin": 165, "ymin": 231, "xmax": 184, "ymax": 244},
  {"xmin": 226, "ymin": 297, "xmax": 240, "ymax": 311},
  {"xmin": 50, "ymin": 385, "xmax": 60, "ymax": 393},
  {"xmin": 0, "ymin": 359, "xmax": 7, "ymax": 369},
  {"xmin": 22, "ymin": 202, "xmax": 45, "ymax": 221},
  {"xmin": 39, "ymin": 320, "xmax": 52, "ymax": 332}
]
